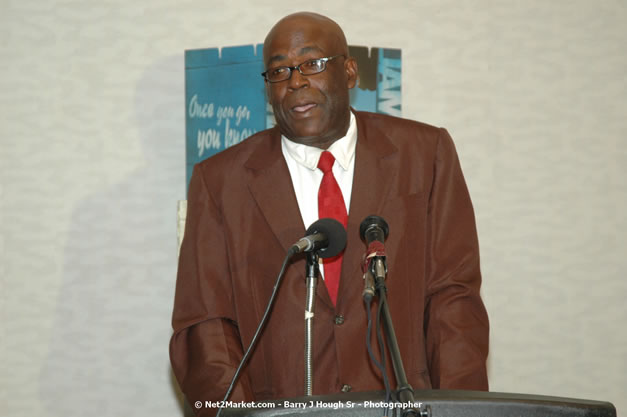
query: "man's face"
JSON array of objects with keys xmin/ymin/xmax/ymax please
[{"xmin": 263, "ymin": 18, "xmax": 357, "ymax": 148}]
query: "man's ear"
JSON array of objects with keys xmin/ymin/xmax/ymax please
[{"xmin": 345, "ymin": 57, "xmax": 358, "ymax": 89}]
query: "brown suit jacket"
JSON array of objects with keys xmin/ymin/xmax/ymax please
[{"xmin": 170, "ymin": 111, "xmax": 489, "ymax": 415}]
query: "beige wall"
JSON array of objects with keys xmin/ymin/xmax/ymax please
[{"xmin": 1, "ymin": 1, "xmax": 625, "ymax": 416}]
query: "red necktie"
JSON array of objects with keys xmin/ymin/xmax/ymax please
[{"xmin": 317, "ymin": 151, "xmax": 348, "ymax": 306}]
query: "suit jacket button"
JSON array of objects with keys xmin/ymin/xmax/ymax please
[
  {"xmin": 334, "ymin": 315, "xmax": 345, "ymax": 325},
  {"xmin": 341, "ymin": 384, "xmax": 352, "ymax": 392}
]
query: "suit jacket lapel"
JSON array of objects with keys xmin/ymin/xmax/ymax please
[
  {"xmin": 245, "ymin": 127, "xmax": 306, "ymax": 254},
  {"xmin": 337, "ymin": 113, "xmax": 399, "ymax": 309},
  {"xmin": 244, "ymin": 128, "xmax": 337, "ymax": 310}
]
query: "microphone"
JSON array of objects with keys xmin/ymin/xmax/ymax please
[
  {"xmin": 360, "ymin": 215, "xmax": 390, "ymax": 300},
  {"xmin": 360, "ymin": 215, "xmax": 389, "ymax": 246},
  {"xmin": 292, "ymin": 218, "xmax": 347, "ymax": 259}
]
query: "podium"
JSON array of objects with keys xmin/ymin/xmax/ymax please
[{"xmin": 221, "ymin": 390, "xmax": 616, "ymax": 417}]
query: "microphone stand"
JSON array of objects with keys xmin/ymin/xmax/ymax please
[
  {"xmin": 370, "ymin": 257, "xmax": 420, "ymax": 417},
  {"xmin": 304, "ymin": 251, "xmax": 319, "ymax": 396}
]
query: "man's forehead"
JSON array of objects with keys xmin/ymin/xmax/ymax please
[{"xmin": 265, "ymin": 45, "xmax": 325, "ymax": 66}]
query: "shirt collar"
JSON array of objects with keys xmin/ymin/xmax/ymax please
[{"xmin": 281, "ymin": 111, "xmax": 357, "ymax": 171}]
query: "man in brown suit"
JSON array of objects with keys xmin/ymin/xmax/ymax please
[{"xmin": 170, "ymin": 12, "xmax": 489, "ymax": 416}]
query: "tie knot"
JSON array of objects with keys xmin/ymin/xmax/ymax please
[{"xmin": 317, "ymin": 151, "xmax": 335, "ymax": 174}]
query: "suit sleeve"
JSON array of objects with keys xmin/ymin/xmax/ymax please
[
  {"xmin": 169, "ymin": 164, "xmax": 254, "ymax": 416},
  {"xmin": 423, "ymin": 128, "xmax": 490, "ymax": 390}
]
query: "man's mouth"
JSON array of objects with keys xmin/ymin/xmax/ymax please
[{"xmin": 292, "ymin": 103, "xmax": 317, "ymax": 113}]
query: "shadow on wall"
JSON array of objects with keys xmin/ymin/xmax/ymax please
[{"xmin": 39, "ymin": 55, "xmax": 187, "ymax": 416}]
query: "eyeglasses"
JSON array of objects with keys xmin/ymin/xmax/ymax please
[{"xmin": 261, "ymin": 55, "xmax": 345, "ymax": 83}]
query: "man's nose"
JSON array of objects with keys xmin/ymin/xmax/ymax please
[{"xmin": 287, "ymin": 68, "xmax": 309, "ymax": 90}]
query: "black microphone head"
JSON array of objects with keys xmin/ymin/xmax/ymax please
[
  {"xmin": 306, "ymin": 218, "xmax": 347, "ymax": 259},
  {"xmin": 359, "ymin": 215, "xmax": 390, "ymax": 243}
]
